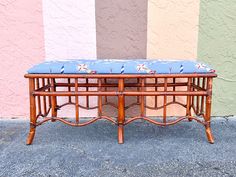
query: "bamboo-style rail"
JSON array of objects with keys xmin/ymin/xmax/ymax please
[{"xmin": 25, "ymin": 73, "xmax": 216, "ymax": 145}]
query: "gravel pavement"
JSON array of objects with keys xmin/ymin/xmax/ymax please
[{"xmin": 0, "ymin": 117, "xmax": 236, "ymax": 177}]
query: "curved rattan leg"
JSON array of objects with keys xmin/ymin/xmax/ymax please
[
  {"xmin": 26, "ymin": 78, "xmax": 37, "ymax": 145},
  {"xmin": 204, "ymin": 78, "xmax": 214, "ymax": 144},
  {"xmin": 205, "ymin": 123, "xmax": 214, "ymax": 144},
  {"xmin": 51, "ymin": 78, "xmax": 57, "ymax": 122},
  {"xmin": 118, "ymin": 125, "xmax": 124, "ymax": 144},
  {"xmin": 117, "ymin": 79, "xmax": 125, "ymax": 144},
  {"xmin": 186, "ymin": 78, "xmax": 193, "ymax": 121},
  {"xmin": 26, "ymin": 125, "xmax": 36, "ymax": 145}
]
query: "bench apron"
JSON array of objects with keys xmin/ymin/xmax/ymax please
[{"xmin": 25, "ymin": 59, "xmax": 217, "ymax": 144}]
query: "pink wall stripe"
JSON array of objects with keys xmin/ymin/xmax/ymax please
[{"xmin": 0, "ymin": 0, "xmax": 45, "ymax": 118}]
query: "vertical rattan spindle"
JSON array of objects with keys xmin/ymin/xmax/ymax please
[
  {"xmin": 118, "ymin": 78, "xmax": 125, "ymax": 144},
  {"xmin": 47, "ymin": 78, "xmax": 52, "ymax": 109},
  {"xmin": 137, "ymin": 78, "xmax": 140, "ymax": 104},
  {"xmin": 75, "ymin": 78, "xmax": 79, "ymax": 124},
  {"xmin": 186, "ymin": 78, "xmax": 192, "ymax": 121},
  {"xmin": 104, "ymin": 78, "xmax": 108, "ymax": 103},
  {"xmin": 196, "ymin": 77, "xmax": 200, "ymax": 115},
  {"xmin": 36, "ymin": 78, "xmax": 42, "ymax": 116},
  {"xmin": 140, "ymin": 78, "xmax": 145, "ymax": 117},
  {"xmin": 68, "ymin": 78, "xmax": 72, "ymax": 103},
  {"xmin": 192, "ymin": 78, "xmax": 195, "ymax": 114},
  {"xmin": 155, "ymin": 78, "xmax": 158, "ymax": 108},
  {"xmin": 26, "ymin": 78, "xmax": 37, "ymax": 145},
  {"xmin": 163, "ymin": 78, "xmax": 167, "ymax": 124},
  {"xmin": 86, "ymin": 78, "xmax": 89, "ymax": 108},
  {"xmin": 173, "ymin": 78, "xmax": 176, "ymax": 103},
  {"xmin": 98, "ymin": 79, "xmax": 102, "ymax": 117},
  {"xmin": 42, "ymin": 78, "xmax": 47, "ymax": 116},
  {"xmin": 204, "ymin": 77, "xmax": 214, "ymax": 144},
  {"xmin": 200, "ymin": 77, "xmax": 206, "ymax": 115},
  {"xmin": 51, "ymin": 78, "xmax": 57, "ymax": 120}
]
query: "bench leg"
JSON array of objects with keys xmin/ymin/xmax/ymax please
[
  {"xmin": 205, "ymin": 122, "xmax": 214, "ymax": 144},
  {"xmin": 204, "ymin": 78, "xmax": 214, "ymax": 144},
  {"xmin": 51, "ymin": 78, "xmax": 57, "ymax": 121},
  {"xmin": 186, "ymin": 78, "xmax": 192, "ymax": 121},
  {"xmin": 118, "ymin": 125, "xmax": 124, "ymax": 144},
  {"xmin": 26, "ymin": 123, "xmax": 36, "ymax": 145},
  {"xmin": 118, "ymin": 79, "xmax": 125, "ymax": 144},
  {"xmin": 26, "ymin": 78, "xmax": 37, "ymax": 145}
]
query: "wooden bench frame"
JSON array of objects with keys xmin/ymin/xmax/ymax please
[{"xmin": 25, "ymin": 73, "xmax": 217, "ymax": 144}]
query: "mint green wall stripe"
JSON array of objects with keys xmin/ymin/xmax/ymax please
[{"xmin": 198, "ymin": 0, "xmax": 236, "ymax": 115}]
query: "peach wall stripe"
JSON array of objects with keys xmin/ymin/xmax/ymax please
[
  {"xmin": 147, "ymin": 0, "xmax": 200, "ymax": 59},
  {"xmin": 146, "ymin": 0, "xmax": 200, "ymax": 116},
  {"xmin": 0, "ymin": 0, "xmax": 45, "ymax": 118}
]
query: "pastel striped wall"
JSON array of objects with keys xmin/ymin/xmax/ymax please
[
  {"xmin": 0, "ymin": 0, "xmax": 235, "ymax": 118},
  {"xmin": 146, "ymin": 0, "xmax": 200, "ymax": 116},
  {"xmin": 147, "ymin": 0, "xmax": 200, "ymax": 59},
  {"xmin": 96, "ymin": 0, "xmax": 147, "ymax": 59},
  {"xmin": 0, "ymin": 0, "xmax": 44, "ymax": 118},
  {"xmin": 42, "ymin": 0, "xmax": 97, "ymax": 60},
  {"xmin": 95, "ymin": 0, "xmax": 148, "ymax": 117},
  {"xmin": 198, "ymin": 0, "xmax": 236, "ymax": 115},
  {"xmin": 42, "ymin": 0, "xmax": 98, "ymax": 117}
]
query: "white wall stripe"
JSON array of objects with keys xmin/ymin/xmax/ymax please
[
  {"xmin": 42, "ymin": 0, "xmax": 97, "ymax": 60},
  {"xmin": 42, "ymin": 0, "xmax": 97, "ymax": 117}
]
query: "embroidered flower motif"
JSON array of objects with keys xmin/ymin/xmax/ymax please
[
  {"xmin": 196, "ymin": 63, "xmax": 207, "ymax": 69},
  {"xmin": 77, "ymin": 64, "xmax": 96, "ymax": 74},
  {"xmin": 136, "ymin": 64, "xmax": 156, "ymax": 74},
  {"xmin": 195, "ymin": 63, "xmax": 215, "ymax": 73},
  {"xmin": 206, "ymin": 68, "xmax": 216, "ymax": 73}
]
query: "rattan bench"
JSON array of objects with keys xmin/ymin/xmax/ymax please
[{"xmin": 25, "ymin": 59, "xmax": 217, "ymax": 144}]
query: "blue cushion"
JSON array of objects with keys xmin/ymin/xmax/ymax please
[{"xmin": 27, "ymin": 59, "xmax": 215, "ymax": 74}]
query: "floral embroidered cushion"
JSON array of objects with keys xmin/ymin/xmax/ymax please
[{"xmin": 28, "ymin": 59, "xmax": 215, "ymax": 74}]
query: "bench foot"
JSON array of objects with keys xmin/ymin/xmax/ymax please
[
  {"xmin": 27, "ymin": 78, "xmax": 37, "ymax": 145},
  {"xmin": 205, "ymin": 125, "xmax": 214, "ymax": 144},
  {"xmin": 26, "ymin": 129, "xmax": 36, "ymax": 145},
  {"xmin": 51, "ymin": 117, "xmax": 57, "ymax": 122},
  {"xmin": 188, "ymin": 118, "xmax": 193, "ymax": 122},
  {"xmin": 118, "ymin": 125, "xmax": 124, "ymax": 144}
]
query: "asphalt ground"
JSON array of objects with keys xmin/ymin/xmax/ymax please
[{"xmin": 0, "ymin": 117, "xmax": 236, "ymax": 177}]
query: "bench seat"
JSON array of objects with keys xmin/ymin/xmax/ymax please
[{"xmin": 28, "ymin": 59, "xmax": 215, "ymax": 74}]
